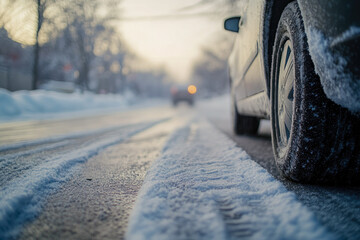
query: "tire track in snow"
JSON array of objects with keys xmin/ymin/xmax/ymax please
[
  {"xmin": 126, "ymin": 117, "xmax": 335, "ymax": 240},
  {"xmin": 217, "ymin": 197, "xmax": 259, "ymax": 239},
  {"xmin": 0, "ymin": 117, "xmax": 170, "ymax": 240},
  {"xmin": 0, "ymin": 123, "xmax": 159, "ymax": 188},
  {"xmin": 0, "ymin": 123, "xmax": 142, "ymax": 154}
]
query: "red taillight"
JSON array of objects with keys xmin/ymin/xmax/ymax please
[{"xmin": 171, "ymin": 87, "xmax": 178, "ymax": 95}]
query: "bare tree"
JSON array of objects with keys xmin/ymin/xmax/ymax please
[
  {"xmin": 0, "ymin": 0, "xmax": 56, "ymax": 89},
  {"xmin": 190, "ymin": 36, "xmax": 234, "ymax": 96},
  {"xmin": 33, "ymin": 0, "xmax": 46, "ymax": 89},
  {"xmin": 59, "ymin": 0, "xmax": 120, "ymax": 92},
  {"xmin": 0, "ymin": 1, "xmax": 19, "ymax": 27}
]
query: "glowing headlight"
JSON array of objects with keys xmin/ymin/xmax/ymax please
[{"xmin": 187, "ymin": 85, "xmax": 197, "ymax": 94}]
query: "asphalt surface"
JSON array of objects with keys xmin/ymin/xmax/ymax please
[
  {"xmin": 19, "ymin": 117, "xmax": 184, "ymax": 240},
  {"xmin": 0, "ymin": 106, "xmax": 182, "ymax": 240}
]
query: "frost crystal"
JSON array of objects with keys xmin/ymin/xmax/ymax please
[{"xmin": 306, "ymin": 27, "xmax": 360, "ymax": 113}]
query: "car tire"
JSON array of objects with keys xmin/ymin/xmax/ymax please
[
  {"xmin": 232, "ymin": 98, "xmax": 259, "ymax": 135},
  {"xmin": 270, "ymin": 1, "xmax": 360, "ymax": 183}
]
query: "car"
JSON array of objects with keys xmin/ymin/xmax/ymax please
[
  {"xmin": 171, "ymin": 84, "xmax": 196, "ymax": 106},
  {"xmin": 224, "ymin": 0, "xmax": 360, "ymax": 183}
]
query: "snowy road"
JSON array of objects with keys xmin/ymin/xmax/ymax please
[
  {"xmin": 0, "ymin": 98, "xmax": 359, "ymax": 240},
  {"xmin": 199, "ymin": 97, "xmax": 360, "ymax": 240}
]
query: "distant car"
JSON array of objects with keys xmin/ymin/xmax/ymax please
[
  {"xmin": 171, "ymin": 85, "xmax": 196, "ymax": 106},
  {"xmin": 224, "ymin": 0, "xmax": 360, "ymax": 183}
]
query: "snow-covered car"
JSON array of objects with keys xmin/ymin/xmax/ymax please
[
  {"xmin": 171, "ymin": 85, "xmax": 196, "ymax": 106},
  {"xmin": 224, "ymin": 0, "xmax": 360, "ymax": 183}
]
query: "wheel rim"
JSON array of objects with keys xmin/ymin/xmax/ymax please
[{"xmin": 276, "ymin": 39, "xmax": 295, "ymax": 150}]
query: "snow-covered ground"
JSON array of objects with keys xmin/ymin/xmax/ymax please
[
  {"xmin": 0, "ymin": 88, "xmax": 163, "ymax": 122},
  {"xmin": 0, "ymin": 118, "xmax": 169, "ymax": 239},
  {"xmin": 126, "ymin": 117, "xmax": 334, "ymax": 240},
  {"xmin": 0, "ymin": 91, "xmax": 337, "ymax": 239}
]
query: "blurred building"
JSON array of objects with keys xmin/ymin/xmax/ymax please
[{"xmin": 0, "ymin": 28, "xmax": 32, "ymax": 91}]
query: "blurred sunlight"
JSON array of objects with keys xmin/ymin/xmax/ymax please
[{"xmin": 120, "ymin": 0, "xmax": 223, "ymax": 82}]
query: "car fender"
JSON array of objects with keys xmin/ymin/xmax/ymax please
[{"xmin": 297, "ymin": 0, "xmax": 360, "ymax": 113}]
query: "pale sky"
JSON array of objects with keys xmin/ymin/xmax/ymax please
[{"xmin": 120, "ymin": 0, "xmax": 226, "ymax": 82}]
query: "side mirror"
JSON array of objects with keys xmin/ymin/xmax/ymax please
[{"xmin": 224, "ymin": 16, "xmax": 241, "ymax": 33}]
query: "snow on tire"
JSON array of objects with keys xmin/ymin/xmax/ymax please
[{"xmin": 270, "ymin": 2, "xmax": 360, "ymax": 184}]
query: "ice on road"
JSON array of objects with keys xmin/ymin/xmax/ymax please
[{"xmin": 126, "ymin": 117, "xmax": 333, "ymax": 240}]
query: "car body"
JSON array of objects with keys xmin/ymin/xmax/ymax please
[
  {"xmin": 225, "ymin": 0, "xmax": 360, "ymax": 183},
  {"xmin": 171, "ymin": 84, "xmax": 196, "ymax": 106},
  {"xmin": 227, "ymin": 0, "xmax": 360, "ymax": 117}
]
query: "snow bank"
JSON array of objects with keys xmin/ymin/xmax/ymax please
[
  {"xmin": 0, "ymin": 88, "xmax": 137, "ymax": 122},
  {"xmin": 126, "ymin": 118, "xmax": 334, "ymax": 240}
]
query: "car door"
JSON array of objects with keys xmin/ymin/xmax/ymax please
[{"xmin": 231, "ymin": 0, "xmax": 265, "ymax": 103}]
